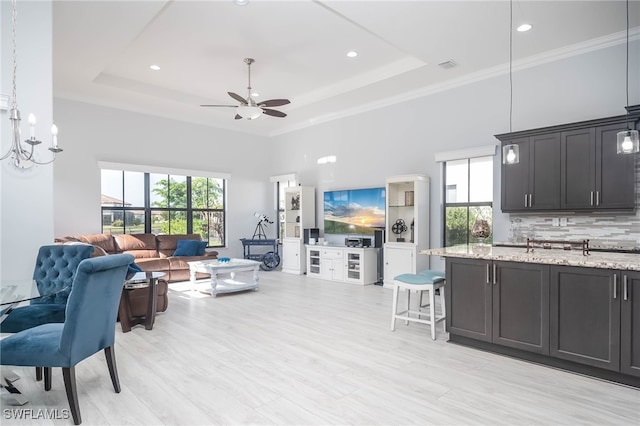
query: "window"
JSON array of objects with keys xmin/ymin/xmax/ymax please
[
  {"xmin": 443, "ymin": 156, "xmax": 493, "ymax": 247},
  {"xmin": 101, "ymin": 170, "xmax": 226, "ymax": 247}
]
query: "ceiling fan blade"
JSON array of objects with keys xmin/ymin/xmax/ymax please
[
  {"xmin": 200, "ymin": 105, "xmax": 237, "ymax": 107},
  {"xmin": 228, "ymin": 92, "xmax": 247, "ymax": 104},
  {"xmin": 262, "ymin": 108, "xmax": 287, "ymax": 118},
  {"xmin": 257, "ymin": 99, "xmax": 290, "ymax": 107},
  {"xmin": 234, "ymin": 114, "xmax": 243, "ymax": 120}
]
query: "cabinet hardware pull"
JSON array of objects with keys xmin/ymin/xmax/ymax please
[
  {"xmin": 613, "ymin": 274, "xmax": 618, "ymax": 299},
  {"xmin": 596, "ymin": 191, "xmax": 600, "ymax": 206},
  {"xmin": 486, "ymin": 264, "xmax": 491, "ymax": 284},
  {"xmin": 524, "ymin": 194, "xmax": 528, "ymax": 208},
  {"xmin": 528, "ymin": 194, "xmax": 532, "ymax": 207},
  {"xmin": 623, "ymin": 275, "xmax": 628, "ymax": 301},
  {"xmin": 590, "ymin": 191, "xmax": 594, "ymax": 206},
  {"xmin": 492, "ymin": 264, "xmax": 497, "ymax": 285}
]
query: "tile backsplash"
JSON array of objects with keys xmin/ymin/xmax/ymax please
[{"xmin": 508, "ymin": 157, "xmax": 640, "ymax": 248}]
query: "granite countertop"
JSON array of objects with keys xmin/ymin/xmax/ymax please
[{"xmin": 421, "ymin": 244, "xmax": 640, "ymax": 271}]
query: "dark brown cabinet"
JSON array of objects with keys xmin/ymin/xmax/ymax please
[
  {"xmin": 550, "ymin": 266, "xmax": 620, "ymax": 371},
  {"xmin": 497, "ymin": 107, "xmax": 638, "ymax": 213},
  {"xmin": 561, "ymin": 124, "xmax": 636, "ymax": 210},
  {"xmin": 550, "ymin": 266, "xmax": 640, "ymax": 378},
  {"xmin": 621, "ymin": 271, "xmax": 640, "ymax": 377},
  {"xmin": 445, "ymin": 258, "xmax": 549, "ymax": 354},
  {"xmin": 500, "ymin": 134, "xmax": 560, "ymax": 212}
]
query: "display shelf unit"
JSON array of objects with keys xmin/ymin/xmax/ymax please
[
  {"xmin": 383, "ymin": 174, "xmax": 430, "ymax": 287},
  {"xmin": 306, "ymin": 245, "xmax": 379, "ymax": 285},
  {"xmin": 282, "ymin": 186, "xmax": 316, "ymax": 274}
]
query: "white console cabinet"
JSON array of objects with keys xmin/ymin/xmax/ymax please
[
  {"xmin": 282, "ymin": 186, "xmax": 315, "ymax": 274},
  {"xmin": 306, "ymin": 246, "xmax": 378, "ymax": 285},
  {"xmin": 383, "ymin": 174, "xmax": 430, "ymax": 287}
]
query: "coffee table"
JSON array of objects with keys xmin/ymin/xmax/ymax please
[{"xmin": 188, "ymin": 258, "xmax": 261, "ymax": 297}]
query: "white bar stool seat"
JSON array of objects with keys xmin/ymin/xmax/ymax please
[{"xmin": 391, "ymin": 270, "xmax": 446, "ymax": 340}]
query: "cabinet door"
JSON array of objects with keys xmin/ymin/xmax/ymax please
[
  {"xmin": 550, "ymin": 266, "xmax": 620, "ymax": 371},
  {"xmin": 307, "ymin": 248, "xmax": 321, "ymax": 276},
  {"xmin": 445, "ymin": 258, "xmax": 492, "ymax": 342},
  {"xmin": 529, "ymin": 133, "xmax": 560, "ymax": 210},
  {"xmin": 383, "ymin": 245, "xmax": 415, "ymax": 285},
  {"xmin": 321, "ymin": 249, "xmax": 343, "ymax": 281},
  {"xmin": 621, "ymin": 271, "xmax": 640, "ymax": 377},
  {"xmin": 345, "ymin": 251, "xmax": 362, "ymax": 283},
  {"xmin": 501, "ymin": 137, "xmax": 530, "ymax": 212},
  {"xmin": 595, "ymin": 124, "xmax": 636, "ymax": 209},
  {"xmin": 282, "ymin": 240, "xmax": 300, "ymax": 271},
  {"xmin": 492, "ymin": 262, "xmax": 550, "ymax": 354},
  {"xmin": 560, "ymin": 128, "xmax": 596, "ymax": 209}
]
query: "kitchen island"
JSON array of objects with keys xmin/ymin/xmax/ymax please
[{"xmin": 421, "ymin": 244, "xmax": 640, "ymax": 387}]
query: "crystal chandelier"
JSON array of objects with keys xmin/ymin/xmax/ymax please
[{"xmin": 1, "ymin": 0, "xmax": 62, "ymax": 169}]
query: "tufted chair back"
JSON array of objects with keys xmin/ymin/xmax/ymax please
[{"xmin": 32, "ymin": 244, "xmax": 94, "ymax": 305}]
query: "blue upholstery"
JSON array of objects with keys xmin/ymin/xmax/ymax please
[
  {"xmin": 1, "ymin": 244, "xmax": 94, "ymax": 333},
  {"xmin": 0, "ymin": 253, "xmax": 134, "ymax": 425},
  {"xmin": 394, "ymin": 273, "xmax": 438, "ymax": 285},
  {"xmin": 418, "ymin": 269, "xmax": 446, "ymax": 284}
]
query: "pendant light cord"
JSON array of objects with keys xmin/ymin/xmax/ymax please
[
  {"xmin": 509, "ymin": 0, "xmax": 513, "ymax": 135},
  {"xmin": 625, "ymin": 0, "xmax": 630, "ymax": 130}
]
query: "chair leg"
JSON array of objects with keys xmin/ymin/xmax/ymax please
[
  {"xmin": 440, "ymin": 284, "xmax": 447, "ymax": 332},
  {"xmin": 405, "ymin": 289, "xmax": 410, "ymax": 325},
  {"xmin": 63, "ymin": 367, "xmax": 81, "ymax": 425},
  {"xmin": 44, "ymin": 367, "xmax": 52, "ymax": 391},
  {"xmin": 104, "ymin": 346, "xmax": 121, "ymax": 393},
  {"xmin": 429, "ymin": 287, "xmax": 436, "ymax": 340},
  {"xmin": 390, "ymin": 284, "xmax": 399, "ymax": 331},
  {"xmin": 36, "ymin": 367, "xmax": 43, "ymax": 381}
]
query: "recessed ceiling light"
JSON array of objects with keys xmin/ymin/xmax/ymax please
[
  {"xmin": 346, "ymin": 51, "xmax": 358, "ymax": 58},
  {"xmin": 517, "ymin": 24, "xmax": 532, "ymax": 32},
  {"xmin": 150, "ymin": 65, "xmax": 160, "ymax": 71},
  {"xmin": 234, "ymin": 0, "xmax": 249, "ymax": 5},
  {"xmin": 251, "ymin": 92, "xmax": 259, "ymax": 97}
]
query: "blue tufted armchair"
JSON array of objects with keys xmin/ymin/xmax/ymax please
[
  {"xmin": 1, "ymin": 244, "xmax": 94, "ymax": 332},
  {"xmin": 1, "ymin": 253, "xmax": 133, "ymax": 425},
  {"xmin": 1, "ymin": 244, "xmax": 94, "ymax": 382}
]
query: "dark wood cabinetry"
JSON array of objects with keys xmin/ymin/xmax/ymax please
[
  {"xmin": 550, "ymin": 266, "xmax": 620, "ymax": 371},
  {"xmin": 497, "ymin": 107, "xmax": 638, "ymax": 213},
  {"xmin": 445, "ymin": 258, "xmax": 549, "ymax": 354},
  {"xmin": 621, "ymin": 271, "xmax": 640, "ymax": 377},
  {"xmin": 446, "ymin": 258, "xmax": 640, "ymax": 385}
]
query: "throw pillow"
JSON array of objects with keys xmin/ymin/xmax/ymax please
[{"xmin": 174, "ymin": 239, "xmax": 206, "ymax": 256}]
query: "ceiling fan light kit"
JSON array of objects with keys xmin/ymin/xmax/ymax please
[{"xmin": 201, "ymin": 58, "xmax": 290, "ymax": 121}]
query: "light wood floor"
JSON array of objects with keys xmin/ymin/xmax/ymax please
[{"xmin": 2, "ymin": 271, "xmax": 639, "ymax": 425}]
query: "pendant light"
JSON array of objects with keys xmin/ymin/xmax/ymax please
[
  {"xmin": 502, "ymin": 0, "xmax": 520, "ymax": 164},
  {"xmin": 617, "ymin": 0, "xmax": 639, "ymax": 154}
]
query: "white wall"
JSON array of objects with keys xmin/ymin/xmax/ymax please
[
  {"xmin": 269, "ymin": 40, "xmax": 639, "ymax": 269},
  {"xmin": 1, "ymin": 0, "xmax": 54, "ymax": 280},
  {"xmin": 53, "ymin": 99, "xmax": 273, "ymax": 258}
]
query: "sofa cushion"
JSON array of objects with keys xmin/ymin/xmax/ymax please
[
  {"xmin": 57, "ymin": 234, "xmax": 117, "ymax": 254},
  {"xmin": 157, "ymin": 234, "xmax": 203, "ymax": 258},
  {"xmin": 173, "ymin": 240, "xmax": 206, "ymax": 256},
  {"xmin": 134, "ymin": 258, "xmax": 170, "ymax": 272},
  {"xmin": 168, "ymin": 256, "xmax": 206, "ymax": 271},
  {"xmin": 114, "ymin": 234, "xmax": 158, "ymax": 258}
]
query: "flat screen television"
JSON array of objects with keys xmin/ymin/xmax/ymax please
[{"xmin": 324, "ymin": 187, "xmax": 385, "ymax": 235}]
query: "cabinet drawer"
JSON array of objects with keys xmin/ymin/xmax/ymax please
[{"xmin": 322, "ymin": 249, "xmax": 343, "ymax": 260}]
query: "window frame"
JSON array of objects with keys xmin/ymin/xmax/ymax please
[
  {"xmin": 100, "ymin": 170, "xmax": 227, "ymax": 248},
  {"xmin": 441, "ymin": 156, "xmax": 494, "ymax": 247}
]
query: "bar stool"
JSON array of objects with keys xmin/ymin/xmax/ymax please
[{"xmin": 391, "ymin": 270, "xmax": 446, "ymax": 340}]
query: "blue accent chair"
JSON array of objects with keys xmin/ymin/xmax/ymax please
[
  {"xmin": 1, "ymin": 244, "xmax": 94, "ymax": 333},
  {"xmin": 1, "ymin": 244, "xmax": 94, "ymax": 383},
  {"xmin": 0, "ymin": 253, "xmax": 134, "ymax": 425}
]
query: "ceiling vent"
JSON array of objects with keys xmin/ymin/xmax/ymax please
[{"xmin": 438, "ymin": 60, "xmax": 457, "ymax": 69}]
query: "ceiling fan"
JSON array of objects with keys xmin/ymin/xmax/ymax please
[{"xmin": 201, "ymin": 58, "xmax": 290, "ymax": 120}]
